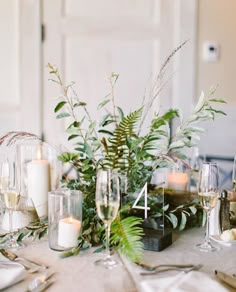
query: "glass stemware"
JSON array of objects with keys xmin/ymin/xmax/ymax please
[
  {"xmin": 95, "ymin": 169, "xmax": 120, "ymax": 269},
  {"xmin": 197, "ymin": 162, "xmax": 219, "ymax": 252},
  {"xmin": 1, "ymin": 159, "xmax": 24, "ymax": 250},
  {"xmin": 3, "ymin": 190, "xmax": 26, "ymax": 250}
]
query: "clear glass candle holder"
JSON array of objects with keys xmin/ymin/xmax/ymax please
[
  {"xmin": 16, "ymin": 142, "xmax": 62, "ymax": 218},
  {"xmin": 48, "ymin": 189, "xmax": 83, "ymax": 251}
]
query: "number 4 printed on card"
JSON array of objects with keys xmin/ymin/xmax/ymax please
[{"xmin": 132, "ymin": 182, "xmax": 150, "ymax": 219}]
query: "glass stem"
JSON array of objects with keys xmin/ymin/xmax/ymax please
[
  {"xmin": 205, "ymin": 210, "xmax": 211, "ymax": 244},
  {"xmin": 105, "ymin": 222, "xmax": 111, "ymax": 258},
  {"xmin": 9, "ymin": 209, "xmax": 14, "ymax": 243},
  {"xmin": 9, "ymin": 209, "xmax": 13, "ymax": 232}
]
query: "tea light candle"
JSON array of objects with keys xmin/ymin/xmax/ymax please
[
  {"xmin": 58, "ymin": 217, "xmax": 81, "ymax": 248},
  {"xmin": 27, "ymin": 146, "xmax": 51, "ymax": 217},
  {"xmin": 167, "ymin": 173, "xmax": 188, "ymax": 191}
]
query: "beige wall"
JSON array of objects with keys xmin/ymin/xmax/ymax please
[
  {"xmin": 197, "ymin": 0, "xmax": 236, "ymax": 158},
  {"xmin": 197, "ymin": 0, "xmax": 236, "ymax": 104}
]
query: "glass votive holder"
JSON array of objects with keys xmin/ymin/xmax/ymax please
[
  {"xmin": 16, "ymin": 142, "xmax": 62, "ymax": 218},
  {"xmin": 48, "ymin": 189, "xmax": 83, "ymax": 251}
]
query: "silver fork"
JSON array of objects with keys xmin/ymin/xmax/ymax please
[
  {"xmin": 136, "ymin": 262, "xmax": 197, "ymax": 272},
  {"xmin": 140, "ymin": 264, "xmax": 203, "ymax": 276},
  {"xmin": 0, "ymin": 249, "xmax": 48, "ymax": 273}
]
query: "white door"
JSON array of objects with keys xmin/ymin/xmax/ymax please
[
  {"xmin": 42, "ymin": 0, "xmax": 163, "ymax": 148},
  {"xmin": 0, "ymin": 0, "xmax": 41, "ymax": 137},
  {"xmin": 42, "ymin": 0, "xmax": 197, "ymax": 148},
  {"xmin": 0, "ymin": 1, "xmax": 197, "ymax": 149}
]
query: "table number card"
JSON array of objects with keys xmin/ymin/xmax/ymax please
[{"xmin": 132, "ymin": 182, "xmax": 150, "ymax": 219}]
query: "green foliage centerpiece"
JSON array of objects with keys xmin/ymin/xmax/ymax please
[
  {"xmin": 0, "ymin": 43, "xmax": 225, "ymax": 263},
  {"xmin": 46, "ymin": 43, "xmax": 225, "ymax": 262}
]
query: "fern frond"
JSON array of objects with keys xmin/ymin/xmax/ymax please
[
  {"xmin": 111, "ymin": 215, "xmax": 144, "ymax": 262},
  {"xmin": 102, "ymin": 108, "xmax": 143, "ymax": 170}
]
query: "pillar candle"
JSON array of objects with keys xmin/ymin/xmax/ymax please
[
  {"xmin": 58, "ymin": 217, "xmax": 81, "ymax": 248},
  {"xmin": 167, "ymin": 173, "xmax": 188, "ymax": 191},
  {"xmin": 27, "ymin": 158, "xmax": 51, "ymax": 218}
]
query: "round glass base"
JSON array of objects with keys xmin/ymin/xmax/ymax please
[
  {"xmin": 196, "ymin": 241, "xmax": 220, "ymax": 252},
  {"xmin": 95, "ymin": 256, "xmax": 119, "ymax": 270},
  {"xmin": 4, "ymin": 239, "xmax": 25, "ymax": 251}
]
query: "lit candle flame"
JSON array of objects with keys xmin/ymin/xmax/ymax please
[
  {"xmin": 69, "ymin": 217, "xmax": 73, "ymax": 223},
  {"xmin": 36, "ymin": 145, "xmax": 42, "ymax": 160}
]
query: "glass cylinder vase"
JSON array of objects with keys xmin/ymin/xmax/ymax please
[
  {"xmin": 48, "ymin": 189, "xmax": 83, "ymax": 251},
  {"xmin": 16, "ymin": 142, "xmax": 62, "ymax": 218}
]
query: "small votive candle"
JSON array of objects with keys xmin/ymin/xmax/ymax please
[
  {"xmin": 58, "ymin": 217, "xmax": 81, "ymax": 248},
  {"xmin": 48, "ymin": 190, "xmax": 83, "ymax": 251},
  {"xmin": 167, "ymin": 173, "xmax": 188, "ymax": 191}
]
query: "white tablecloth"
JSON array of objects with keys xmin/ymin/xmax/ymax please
[{"xmin": 2, "ymin": 228, "xmax": 236, "ymax": 292}]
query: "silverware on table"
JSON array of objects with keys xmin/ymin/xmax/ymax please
[
  {"xmin": 27, "ymin": 270, "xmax": 55, "ymax": 292},
  {"xmin": 137, "ymin": 262, "xmax": 197, "ymax": 272},
  {"xmin": 140, "ymin": 264, "xmax": 203, "ymax": 276},
  {"xmin": 215, "ymin": 270, "xmax": 236, "ymax": 289},
  {"xmin": 0, "ymin": 249, "xmax": 48, "ymax": 273}
]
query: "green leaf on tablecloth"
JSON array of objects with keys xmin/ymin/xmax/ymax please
[
  {"xmin": 60, "ymin": 246, "xmax": 81, "ymax": 258},
  {"xmin": 93, "ymin": 246, "xmax": 104, "ymax": 253}
]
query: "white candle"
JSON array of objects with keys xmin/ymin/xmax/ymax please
[
  {"xmin": 58, "ymin": 217, "xmax": 81, "ymax": 248},
  {"xmin": 27, "ymin": 150, "xmax": 51, "ymax": 217},
  {"xmin": 167, "ymin": 173, "xmax": 188, "ymax": 191}
]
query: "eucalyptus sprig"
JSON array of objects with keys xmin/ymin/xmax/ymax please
[
  {"xmin": 0, "ymin": 219, "xmax": 48, "ymax": 245},
  {"xmin": 168, "ymin": 90, "xmax": 226, "ymax": 154}
]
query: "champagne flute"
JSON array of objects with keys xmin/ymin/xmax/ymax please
[
  {"xmin": 232, "ymin": 155, "xmax": 236, "ymax": 192},
  {"xmin": 197, "ymin": 162, "xmax": 219, "ymax": 252},
  {"xmin": 2, "ymin": 160, "xmax": 24, "ymax": 250},
  {"xmin": 0, "ymin": 158, "xmax": 10, "ymax": 225},
  {"xmin": 95, "ymin": 169, "xmax": 120, "ymax": 269}
]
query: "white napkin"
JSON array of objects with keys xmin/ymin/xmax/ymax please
[
  {"xmin": 0, "ymin": 261, "xmax": 26, "ymax": 290},
  {"xmin": 140, "ymin": 271, "xmax": 228, "ymax": 292}
]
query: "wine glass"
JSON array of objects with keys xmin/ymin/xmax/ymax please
[
  {"xmin": 0, "ymin": 158, "xmax": 10, "ymax": 226},
  {"xmin": 197, "ymin": 162, "xmax": 219, "ymax": 252},
  {"xmin": 95, "ymin": 169, "xmax": 120, "ymax": 269},
  {"xmin": 232, "ymin": 155, "xmax": 236, "ymax": 192},
  {"xmin": 2, "ymin": 160, "xmax": 24, "ymax": 250}
]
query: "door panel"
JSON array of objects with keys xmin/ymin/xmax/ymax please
[
  {"xmin": 43, "ymin": 0, "xmax": 161, "ymax": 147},
  {"xmin": 0, "ymin": 0, "xmax": 41, "ymax": 136}
]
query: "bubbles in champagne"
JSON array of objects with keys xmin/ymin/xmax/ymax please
[
  {"xmin": 96, "ymin": 201, "xmax": 119, "ymax": 223},
  {"xmin": 198, "ymin": 192, "xmax": 218, "ymax": 211},
  {"xmin": 3, "ymin": 191, "xmax": 20, "ymax": 209}
]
